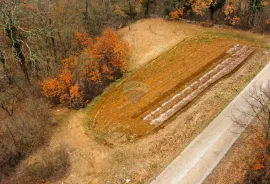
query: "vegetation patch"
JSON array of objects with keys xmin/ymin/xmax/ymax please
[
  {"xmin": 26, "ymin": 145, "xmax": 70, "ymax": 182},
  {"xmin": 0, "ymin": 96, "xmax": 52, "ymax": 180}
]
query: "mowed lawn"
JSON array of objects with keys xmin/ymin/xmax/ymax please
[{"xmin": 89, "ymin": 30, "xmax": 259, "ymax": 138}]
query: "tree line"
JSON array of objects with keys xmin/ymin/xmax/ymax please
[{"xmin": 0, "ymin": 0, "xmax": 269, "ymax": 89}]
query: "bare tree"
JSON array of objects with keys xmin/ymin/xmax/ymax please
[
  {"xmin": 231, "ymin": 81, "xmax": 270, "ymax": 183},
  {"xmin": 0, "ymin": 0, "xmax": 30, "ymax": 82},
  {"xmin": 0, "ymin": 49, "xmax": 13, "ymax": 84},
  {"xmin": 232, "ymin": 81, "xmax": 270, "ymax": 154}
]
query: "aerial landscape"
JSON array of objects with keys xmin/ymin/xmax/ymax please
[{"xmin": 0, "ymin": 0, "xmax": 270, "ymax": 184}]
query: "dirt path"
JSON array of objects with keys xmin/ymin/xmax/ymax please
[
  {"xmin": 49, "ymin": 110, "xmax": 93, "ymax": 184},
  {"xmin": 48, "ymin": 109, "xmax": 109, "ymax": 184},
  {"xmin": 5, "ymin": 109, "xmax": 109, "ymax": 184}
]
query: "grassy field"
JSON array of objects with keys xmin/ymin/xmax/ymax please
[{"xmin": 89, "ymin": 20, "xmax": 264, "ymax": 139}]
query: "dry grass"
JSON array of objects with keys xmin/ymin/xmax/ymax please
[
  {"xmin": 203, "ymin": 118, "xmax": 266, "ymax": 184},
  {"xmin": 0, "ymin": 97, "xmax": 52, "ymax": 180},
  {"xmin": 3, "ymin": 145, "xmax": 71, "ymax": 184},
  {"xmin": 118, "ymin": 18, "xmax": 196, "ymax": 69},
  {"xmin": 90, "ymin": 31, "xmax": 258, "ymax": 139},
  {"xmin": 26, "ymin": 144, "xmax": 70, "ymax": 183}
]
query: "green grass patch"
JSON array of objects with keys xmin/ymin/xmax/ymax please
[
  {"xmin": 206, "ymin": 31, "xmax": 267, "ymax": 46},
  {"xmin": 84, "ymin": 77, "xmax": 125, "ymax": 128}
]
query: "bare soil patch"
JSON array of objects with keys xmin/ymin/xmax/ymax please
[{"xmin": 118, "ymin": 18, "xmax": 197, "ymax": 69}]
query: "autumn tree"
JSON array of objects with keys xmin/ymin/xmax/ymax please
[
  {"xmin": 167, "ymin": 0, "xmax": 269, "ymax": 28},
  {"xmin": 224, "ymin": 1, "xmax": 240, "ymax": 25},
  {"xmin": 42, "ymin": 28, "xmax": 129, "ymax": 108},
  {"xmin": 169, "ymin": 0, "xmax": 211, "ymax": 19}
]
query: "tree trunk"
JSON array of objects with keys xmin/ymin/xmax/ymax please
[
  {"xmin": 249, "ymin": 0, "xmax": 258, "ymax": 27},
  {"xmin": 14, "ymin": 40, "xmax": 30, "ymax": 82},
  {"xmin": 49, "ymin": 17, "xmax": 58, "ymax": 64},
  {"xmin": 266, "ymin": 119, "xmax": 270, "ymax": 154},
  {"xmin": 58, "ymin": 31, "xmax": 68, "ymax": 58},
  {"xmin": 144, "ymin": 1, "xmax": 150, "ymax": 16},
  {"xmin": 103, "ymin": 0, "xmax": 109, "ymax": 20},
  {"xmin": 0, "ymin": 50, "xmax": 13, "ymax": 84},
  {"xmin": 83, "ymin": 0, "xmax": 90, "ymax": 33},
  {"xmin": 5, "ymin": 28, "xmax": 30, "ymax": 83}
]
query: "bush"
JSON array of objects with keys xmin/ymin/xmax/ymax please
[
  {"xmin": 244, "ymin": 155, "xmax": 270, "ymax": 184},
  {"xmin": 0, "ymin": 96, "xmax": 52, "ymax": 180},
  {"xmin": 26, "ymin": 144, "xmax": 70, "ymax": 182}
]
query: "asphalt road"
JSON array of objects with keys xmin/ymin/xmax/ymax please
[{"xmin": 151, "ymin": 62, "xmax": 270, "ymax": 184}]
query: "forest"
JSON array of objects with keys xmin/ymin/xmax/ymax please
[{"xmin": 0, "ymin": 0, "xmax": 270, "ymax": 183}]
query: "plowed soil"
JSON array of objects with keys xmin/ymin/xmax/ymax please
[{"xmin": 91, "ymin": 31, "xmax": 256, "ymax": 138}]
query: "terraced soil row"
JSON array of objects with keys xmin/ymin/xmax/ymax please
[{"xmin": 144, "ymin": 45, "xmax": 255, "ymax": 126}]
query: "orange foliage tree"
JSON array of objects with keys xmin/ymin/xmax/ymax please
[
  {"xmin": 170, "ymin": 9, "xmax": 183, "ymax": 19},
  {"xmin": 224, "ymin": 2, "xmax": 240, "ymax": 25},
  {"xmin": 91, "ymin": 29, "xmax": 129, "ymax": 80},
  {"xmin": 42, "ymin": 55, "xmax": 84, "ymax": 107},
  {"xmin": 42, "ymin": 29, "xmax": 129, "ymax": 108},
  {"xmin": 168, "ymin": 0, "xmax": 269, "ymax": 26},
  {"xmin": 72, "ymin": 32, "xmax": 93, "ymax": 49},
  {"xmin": 169, "ymin": 0, "xmax": 214, "ymax": 20}
]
